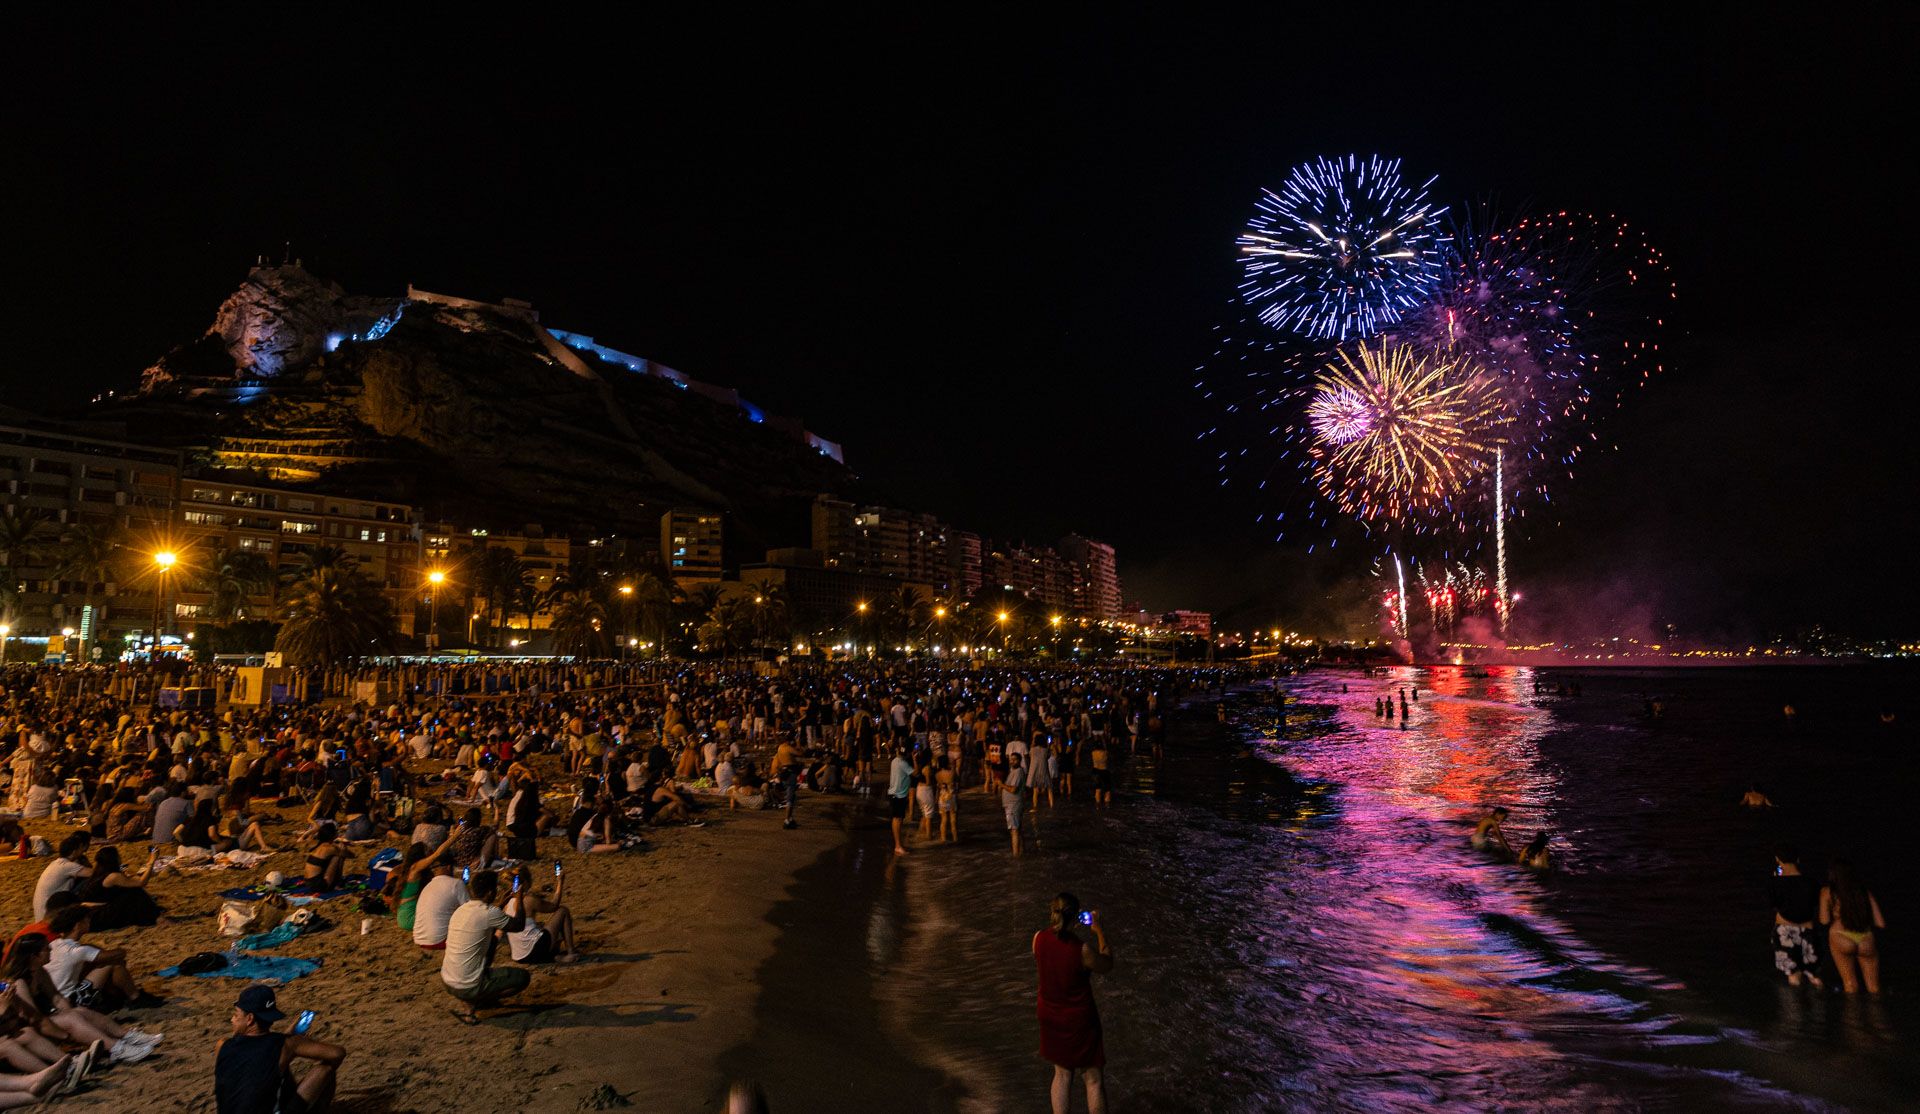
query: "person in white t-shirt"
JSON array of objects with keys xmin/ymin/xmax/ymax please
[
  {"xmin": 45, "ymin": 905, "xmax": 147, "ymax": 1009},
  {"xmin": 411, "ymin": 862, "xmax": 467, "ymax": 952},
  {"xmin": 32, "ymin": 834, "xmax": 93, "ymax": 921},
  {"xmin": 501, "ymin": 864, "xmax": 580, "ymax": 965},
  {"xmin": 441, "ymin": 871, "xmax": 529, "ymax": 1022}
]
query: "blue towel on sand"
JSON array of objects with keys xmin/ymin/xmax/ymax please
[
  {"xmin": 159, "ymin": 954, "xmax": 320, "ymax": 982},
  {"xmin": 234, "ymin": 922, "xmax": 303, "ymax": 951}
]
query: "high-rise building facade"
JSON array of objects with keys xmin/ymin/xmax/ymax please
[
  {"xmin": 810, "ymin": 494, "xmax": 953, "ymax": 592},
  {"xmin": 1060, "ymin": 534, "xmax": 1122, "ymax": 619},
  {"xmin": 661, "ymin": 508, "xmax": 724, "ymax": 583}
]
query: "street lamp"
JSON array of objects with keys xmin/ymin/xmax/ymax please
[
  {"xmin": 426, "ymin": 569, "xmax": 447, "ymax": 652},
  {"xmin": 616, "ymin": 584, "xmax": 635, "ymax": 658},
  {"xmin": 152, "ymin": 550, "xmax": 177, "ymax": 652}
]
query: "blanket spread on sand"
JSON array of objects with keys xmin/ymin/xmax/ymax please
[
  {"xmin": 218, "ymin": 875, "xmax": 370, "ymax": 903},
  {"xmin": 234, "ymin": 922, "xmax": 303, "ymax": 951},
  {"xmin": 158, "ymin": 954, "xmax": 321, "ymax": 982}
]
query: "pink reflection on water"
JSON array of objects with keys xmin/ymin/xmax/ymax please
[{"xmin": 1255, "ymin": 665, "xmax": 1687, "ymax": 1089}]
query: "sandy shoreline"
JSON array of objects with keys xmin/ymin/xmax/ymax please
[
  {"xmin": 3, "ymin": 768, "xmax": 855, "ymax": 1113},
  {"xmin": 7, "ymin": 695, "xmax": 1245, "ymax": 1112}
]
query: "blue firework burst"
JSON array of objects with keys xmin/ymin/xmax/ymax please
[{"xmin": 1238, "ymin": 154, "xmax": 1449, "ymax": 342}]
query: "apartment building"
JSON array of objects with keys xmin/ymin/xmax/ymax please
[
  {"xmin": 0, "ymin": 422, "xmax": 181, "ymax": 646},
  {"xmin": 661, "ymin": 508, "xmax": 724, "ymax": 584},
  {"xmin": 174, "ymin": 479, "xmax": 422, "ymax": 634},
  {"xmin": 1059, "ymin": 534, "xmax": 1122, "ymax": 620}
]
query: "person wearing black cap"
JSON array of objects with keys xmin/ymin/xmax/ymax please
[{"xmin": 215, "ymin": 984, "xmax": 346, "ymax": 1113}]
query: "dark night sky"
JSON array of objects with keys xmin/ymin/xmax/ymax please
[{"xmin": 3, "ymin": 9, "xmax": 1914, "ymax": 636}]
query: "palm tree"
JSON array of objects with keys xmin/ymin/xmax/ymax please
[
  {"xmin": 55, "ymin": 522, "xmax": 126, "ymax": 660},
  {"xmin": 0, "ymin": 507, "xmax": 54, "ymax": 628},
  {"xmin": 625, "ymin": 569, "xmax": 676, "ymax": 652},
  {"xmin": 473, "ymin": 547, "xmax": 529, "ymax": 648},
  {"xmin": 546, "ymin": 580, "xmax": 612, "ymax": 658},
  {"xmin": 886, "ymin": 584, "xmax": 927, "ymax": 644},
  {"xmin": 273, "ymin": 545, "xmax": 395, "ymax": 666},
  {"xmin": 697, "ymin": 597, "xmax": 754, "ymax": 660},
  {"xmin": 0, "ymin": 506, "xmax": 54, "ymax": 589},
  {"xmin": 749, "ymin": 582, "xmax": 792, "ymax": 652},
  {"xmin": 194, "ymin": 546, "xmax": 277, "ymax": 621}
]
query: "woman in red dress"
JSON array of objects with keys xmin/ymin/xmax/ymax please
[{"xmin": 1033, "ymin": 892, "xmax": 1115, "ymax": 1113}]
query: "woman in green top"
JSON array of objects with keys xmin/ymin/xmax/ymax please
[{"xmin": 385, "ymin": 829, "xmax": 461, "ymax": 933}]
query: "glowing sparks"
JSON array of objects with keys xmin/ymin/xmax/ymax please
[
  {"xmin": 1307, "ymin": 341, "xmax": 1508, "ymax": 526},
  {"xmin": 1238, "ymin": 155, "xmax": 1449, "ymax": 342}
]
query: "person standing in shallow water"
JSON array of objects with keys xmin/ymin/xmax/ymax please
[
  {"xmin": 1768, "ymin": 845, "xmax": 1823, "ymax": 989},
  {"xmin": 1034, "ymin": 892, "xmax": 1113, "ymax": 1114},
  {"xmin": 1820, "ymin": 859, "xmax": 1888, "ymax": 994}
]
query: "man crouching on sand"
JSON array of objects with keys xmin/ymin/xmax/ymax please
[{"xmin": 441, "ymin": 869, "xmax": 530, "ymax": 1023}]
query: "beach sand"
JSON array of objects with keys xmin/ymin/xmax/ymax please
[{"xmin": 2, "ymin": 771, "xmax": 878, "ymax": 1112}]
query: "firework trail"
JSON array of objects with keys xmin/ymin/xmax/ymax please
[{"xmin": 1238, "ymin": 155, "xmax": 1450, "ymax": 342}]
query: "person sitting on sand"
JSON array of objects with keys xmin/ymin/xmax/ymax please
[
  {"xmin": 410, "ymin": 857, "xmax": 467, "ymax": 954},
  {"xmin": 1517, "ymin": 831, "xmax": 1552, "ymax": 871},
  {"xmin": 1470, "ymin": 808, "xmax": 1511, "ymax": 855},
  {"xmin": 727, "ymin": 775, "xmax": 767, "ymax": 811},
  {"xmin": 447, "ymin": 807, "xmax": 498, "ymax": 870},
  {"xmin": 385, "ymin": 830, "xmax": 463, "ymax": 934},
  {"xmin": 504, "ymin": 769, "xmax": 552, "ymax": 846},
  {"xmin": 150, "ymin": 781, "xmax": 193, "ymax": 848},
  {"xmin": 217, "ymin": 797, "xmax": 278, "ymax": 856},
  {"xmin": 503, "ymin": 864, "xmax": 582, "ymax": 964},
  {"xmin": 0, "ymin": 937, "xmax": 158, "ymax": 1066},
  {"xmin": 406, "ymin": 803, "xmax": 451, "ymax": 851},
  {"xmin": 76, "ymin": 845, "xmax": 163, "ymax": 930},
  {"xmin": 300, "ymin": 782, "xmax": 340, "ymax": 841},
  {"xmin": 442, "ymin": 870, "xmax": 531, "ymax": 1023},
  {"xmin": 300, "ymin": 821, "xmax": 350, "ymax": 891},
  {"xmin": 101, "ymin": 786, "xmax": 153, "ymax": 842},
  {"xmin": 1739, "ymin": 785, "xmax": 1775, "ymax": 809},
  {"xmin": 30, "ymin": 832, "xmax": 95, "ymax": 922},
  {"xmin": 0, "ymin": 1012, "xmax": 83, "ymax": 1105},
  {"xmin": 642, "ymin": 775, "xmax": 699, "ymax": 827},
  {"xmin": 216, "ymin": 984, "xmax": 346, "ymax": 1114},
  {"xmin": 44, "ymin": 906, "xmax": 158, "ymax": 1012},
  {"xmin": 568, "ymin": 795, "xmax": 627, "ymax": 853}
]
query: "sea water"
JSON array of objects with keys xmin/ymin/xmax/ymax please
[{"xmin": 865, "ymin": 665, "xmax": 1914, "ymax": 1112}]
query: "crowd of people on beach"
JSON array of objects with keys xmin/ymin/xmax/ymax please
[{"xmin": 0, "ymin": 654, "xmax": 1216, "ymax": 1109}]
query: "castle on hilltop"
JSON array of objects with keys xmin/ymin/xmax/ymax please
[{"xmin": 141, "ymin": 262, "xmax": 843, "ymax": 465}]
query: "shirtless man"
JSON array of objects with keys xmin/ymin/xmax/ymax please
[{"xmin": 1470, "ymin": 807, "xmax": 1511, "ymax": 855}]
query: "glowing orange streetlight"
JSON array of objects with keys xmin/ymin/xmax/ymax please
[
  {"xmin": 425, "ymin": 569, "xmax": 447, "ymax": 651},
  {"xmin": 151, "ymin": 550, "xmax": 178, "ymax": 647}
]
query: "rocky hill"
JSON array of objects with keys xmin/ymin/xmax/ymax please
[{"xmin": 88, "ymin": 264, "xmax": 852, "ymax": 550}]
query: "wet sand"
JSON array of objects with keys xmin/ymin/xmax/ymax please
[{"xmin": 716, "ymin": 807, "xmax": 969, "ymax": 1112}]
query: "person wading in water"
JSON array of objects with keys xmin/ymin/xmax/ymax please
[{"xmin": 1034, "ymin": 892, "xmax": 1114, "ymax": 1114}]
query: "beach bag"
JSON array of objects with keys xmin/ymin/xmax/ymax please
[
  {"xmin": 366, "ymin": 847, "xmax": 402, "ymax": 891},
  {"xmin": 177, "ymin": 951, "xmax": 228, "ymax": 974},
  {"xmin": 218, "ymin": 901, "xmax": 258, "ymax": 937}
]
